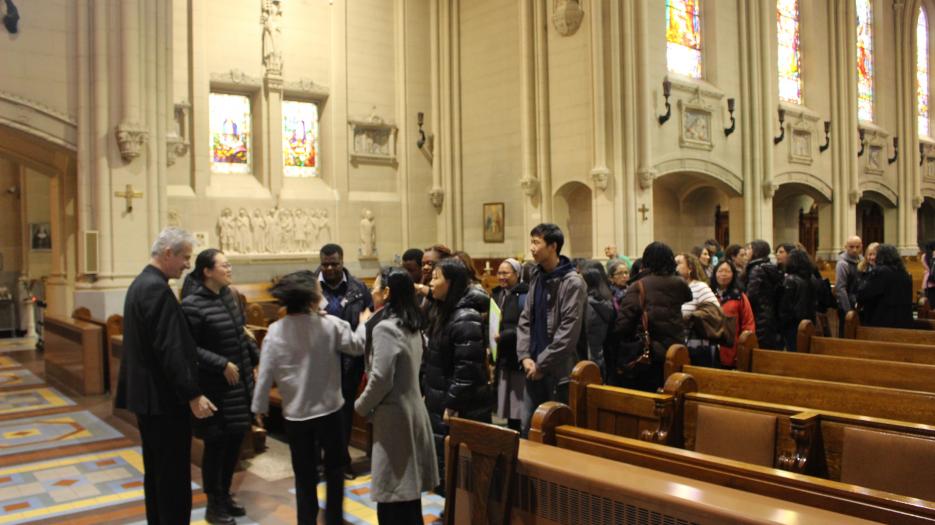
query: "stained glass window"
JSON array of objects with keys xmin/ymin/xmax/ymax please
[
  {"xmin": 777, "ymin": 0, "xmax": 802, "ymax": 104},
  {"xmin": 282, "ymin": 101, "xmax": 320, "ymax": 178},
  {"xmin": 210, "ymin": 93, "xmax": 252, "ymax": 174},
  {"xmin": 919, "ymin": 8, "xmax": 929, "ymax": 136},
  {"xmin": 666, "ymin": 0, "xmax": 703, "ymax": 78},
  {"xmin": 856, "ymin": 0, "xmax": 874, "ymax": 122}
]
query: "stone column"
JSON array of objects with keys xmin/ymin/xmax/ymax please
[
  {"xmin": 91, "ymin": 1, "xmax": 113, "ymax": 282},
  {"xmin": 756, "ymin": 0, "xmax": 775, "ymax": 242},
  {"xmin": 115, "ymin": 0, "xmax": 147, "ymax": 164},
  {"xmin": 894, "ymin": 1, "xmax": 922, "ymax": 253},
  {"xmin": 634, "ymin": 0, "xmax": 657, "ymax": 251},
  {"xmin": 615, "ymin": 0, "xmax": 638, "ymax": 257},
  {"xmin": 519, "ymin": 0, "xmax": 540, "ymax": 236},
  {"xmin": 533, "ymin": 0, "xmax": 552, "ymax": 221},
  {"xmin": 588, "ymin": 0, "xmax": 612, "ymax": 258}
]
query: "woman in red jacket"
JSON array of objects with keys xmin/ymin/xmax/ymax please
[{"xmin": 710, "ymin": 260, "xmax": 754, "ymax": 368}]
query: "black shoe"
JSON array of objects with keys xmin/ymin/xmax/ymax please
[
  {"xmin": 343, "ymin": 467, "xmax": 355, "ymax": 480},
  {"xmin": 205, "ymin": 495, "xmax": 236, "ymax": 525},
  {"xmin": 223, "ymin": 493, "xmax": 246, "ymax": 517}
]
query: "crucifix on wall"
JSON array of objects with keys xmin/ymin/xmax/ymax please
[
  {"xmin": 638, "ymin": 204, "xmax": 650, "ymax": 222},
  {"xmin": 114, "ymin": 184, "xmax": 143, "ymax": 213}
]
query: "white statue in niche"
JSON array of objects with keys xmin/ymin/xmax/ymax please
[
  {"xmin": 218, "ymin": 208, "xmax": 236, "ymax": 253},
  {"xmin": 251, "ymin": 209, "xmax": 268, "ymax": 253},
  {"xmin": 279, "ymin": 209, "xmax": 295, "ymax": 253},
  {"xmin": 235, "ymin": 208, "xmax": 253, "ymax": 253},
  {"xmin": 261, "ymin": 0, "xmax": 283, "ymax": 75},
  {"xmin": 359, "ymin": 209, "xmax": 376, "ymax": 257},
  {"xmin": 267, "ymin": 208, "xmax": 281, "ymax": 253}
]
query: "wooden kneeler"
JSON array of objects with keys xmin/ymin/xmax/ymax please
[{"xmin": 443, "ymin": 417, "xmax": 519, "ymax": 525}]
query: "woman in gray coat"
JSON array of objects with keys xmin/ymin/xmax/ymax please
[{"xmin": 355, "ymin": 268, "xmax": 439, "ymax": 525}]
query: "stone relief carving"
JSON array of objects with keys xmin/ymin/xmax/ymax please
[
  {"xmin": 638, "ymin": 168, "xmax": 657, "ymax": 190},
  {"xmin": 261, "ymin": 0, "xmax": 283, "ymax": 76},
  {"xmin": 210, "ymin": 69, "xmax": 262, "ymax": 88},
  {"xmin": 167, "ymin": 102, "xmax": 191, "ymax": 167},
  {"xmin": 429, "ymin": 187, "xmax": 445, "ymax": 209},
  {"xmin": 678, "ymin": 100, "xmax": 714, "ymax": 151},
  {"xmin": 114, "ymin": 122, "xmax": 148, "ymax": 162},
  {"xmin": 790, "ymin": 129, "xmax": 812, "ymax": 165},
  {"xmin": 552, "ymin": 0, "xmax": 584, "ymax": 37},
  {"xmin": 167, "ymin": 209, "xmax": 181, "ymax": 227},
  {"xmin": 217, "ymin": 207, "xmax": 332, "ymax": 255},
  {"xmin": 359, "ymin": 209, "xmax": 377, "ymax": 258},
  {"xmin": 913, "ymin": 195, "xmax": 924, "ymax": 209},
  {"xmin": 849, "ymin": 189, "xmax": 862, "ymax": 205},
  {"xmin": 866, "ymin": 145, "xmax": 884, "ymax": 174},
  {"xmin": 590, "ymin": 167, "xmax": 610, "ymax": 192},
  {"xmin": 520, "ymin": 176, "xmax": 539, "ymax": 197},
  {"xmin": 762, "ymin": 180, "xmax": 779, "ymax": 199},
  {"xmin": 349, "ymin": 109, "xmax": 398, "ymax": 164},
  {"xmin": 284, "ymin": 79, "xmax": 330, "ymax": 101}
]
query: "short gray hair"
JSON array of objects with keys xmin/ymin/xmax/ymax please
[{"xmin": 150, "ymin": 227, "xmax": 195, "ymax": 257}]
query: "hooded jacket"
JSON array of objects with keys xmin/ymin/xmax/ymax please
[
  {"xmin": 741, "ymin": 258, "xmax": 783, "ymax": 350},
  {"xmin": 835, "ymin": 251, "xmax": 861, "ymax": 312}
]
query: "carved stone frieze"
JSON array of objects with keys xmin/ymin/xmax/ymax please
[
  {"xmin": 210, "ymin": 69, "xmax": 262, "ymax": 88},
  {"xmin": 114, "ymin": 122, "xmax": 148, "ymax": 162},
  {"xmin": 284, "ymin": 79, "xmax": 330, "ymax": 101},
  {"xmin": 551, "ymin": 0, "xmax": 584, "ymax": 36},
  {"xmin": 349, "ymin": 110, "xmax": 397, "ymax": 164},
  {"xmin": 217, "ymin": 206, "xmax": 331, "ymax": 255},
  {"xmin": 678, "ymin": 100, "xmax": 713, "ymax": 151}
]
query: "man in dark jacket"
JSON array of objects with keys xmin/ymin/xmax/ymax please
[
  {"xmin": 835, "ymin": 236, "xmax": 863, "ymax": 335},
  {"xmin": 740, "ymin": 240, "xmax": 784, "ymax": 350},
  {"xmin": 115, "ymin": 227, "xmax": 216, "ymax": 525},
  {"xmin": 516, "ymin": 224, "xmax": 587, "ymax": 436},
  {"xmin": 314, "ymin": 243, "xmax": 374, "ymax": 478}
]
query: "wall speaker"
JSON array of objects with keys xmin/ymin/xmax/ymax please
[{"xmin": 83, "ymin": 230, "xmax": 99, "ymax": 274}]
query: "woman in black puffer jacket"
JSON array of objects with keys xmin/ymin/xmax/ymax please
[
  {"xmin": 492, "ymin": 258, "xmax": 528, "ymax": 433},
  {"xmin": 423, "ymin": 258, "xmax": 492, "ymax": 495},
  {"xmin": 739, "ymin": 240, "xmax": 783, "ymax": 350},
  {"xmin": 181, "ymin": 249, "xmax": 257, "ymax": 524}
]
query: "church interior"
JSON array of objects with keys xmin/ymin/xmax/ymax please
[{"xmin": 2, "ymin": 0, "xmax": 935, "ymax": 523}]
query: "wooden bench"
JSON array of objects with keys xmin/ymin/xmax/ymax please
[
  {"xmin": 43, "ymin": 314, "xmax": 105, "ymax": 395},
  {"xmin": 843, "ymin": 310, "xmax": 935, "ymax": 344},
  {"xmin": 797, "ymin": 320, "xmax": 935, "ymax": 365},
  {"xmin": 72, "ymin": 309, "xmax": 123, "ymax": 394}
]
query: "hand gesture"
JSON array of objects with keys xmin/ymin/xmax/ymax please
[
  {"xmin": 189, "ymin": 395, "xmax": 217, "ymax": 419},
  {"xmin": 223, "ymin": 362, "xmax": 240, "ymax": 385},
  {"xmin": 359, "ymin": 308, "xmax": 372, "ymax": 326}
]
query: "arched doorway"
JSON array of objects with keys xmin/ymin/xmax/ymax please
[
  {"xmin": 857, "ymin": 199, "xmax": 885, "ymax": 245},
  {"xmin": 553, "ymin": 182, "xmax": 593, "ymax": 258},
  {"xmin": 772, "ymin": 183, "xmax": 831, "ymax": 259},
  {"xmin": 919, "ymin": 197, "xmax": 935, "ymax": 247},
  {"xmin": 653, "ymin": 172, "xmax": 743, "ymax": 253}
]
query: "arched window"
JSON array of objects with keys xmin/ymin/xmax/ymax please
[
  {"xmin": 777, "ymin": 0, "xmax": 803, "ymax": 104},
  {"xmin": 918, "ymin": 8, "xmax": 929, "ymax": 136},
  {"xmin": 666, "ymin": 0, "xmax": 702, "ymax": 78},
  {"xmin": 856, "ymin": 0, "xmax": 874, "ymax": 122}
]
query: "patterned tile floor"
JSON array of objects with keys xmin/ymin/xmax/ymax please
[
  {"xmin": 0, "ymin": 341, "xmax": 35, "ymax": 355},
  {"xmin": 0, "ymin": 411, "xmax": 123, "ymax": 458},
  {"xmin": 309, "ymin": 475, "xmax": 445, "ymax": 525},
  {"xmin": 0, "ymin": 388, "xmax": 75, "ymax": 417},
  {"xmin": 0, "ymin": 371, "xmax": 43, "ymax": 390},
  {"xmin": 0, "ymin": 358, "xmax": 23, "ymax": 371}
]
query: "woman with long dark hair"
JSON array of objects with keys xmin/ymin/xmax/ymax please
[
  {"xmin": 180, "ymin": 249, "xmax": 257, "ymax": 524},
  {"xmin": 422, "ymin": 258, "xmax": 491, "ymax": 494},
  {"xmin": 355, "ymin": 268, "xmax": 438, "ymax": 525},
  {"xmin": 740, "ymin": 240, "xmax": 783, "ymax": 349},
  {"xmin": 581, "ymin": 263, "xmax": 616, "ymax": 377},
  {"xmin": 857, "ymin": 244, "xmax": 913, "ymax": 328},
  {"xmin": 710, "ymin": 260, "xmax": 754, "ymax": 368},
  {"xmin": 779, "ymin": 250, "xmax": 817, "ymax": 351}
]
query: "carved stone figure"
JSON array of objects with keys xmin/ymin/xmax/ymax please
[
  {"xmin": 235, "ymin": 208, "xmax": 252, "ymax": 253},
  {"xmin": 315, "ymin": 210, "xmax": 332, "ymax": 242},
  {"xmin": 217, "ymin": 208, "xmax": 236, "ymax": 253},
  {"xmin": 279, "ymin": 209, "xmax": 294, "ymax": 253},
  {"xmin": 293, "ymin": 210, "xmax": 309, "ymax": 252},
  {"xmin": 261, "ymin": 0, "xmax": 283, "ymax": 75},
  {"xmin": 251, "ymin": 209, "xmax": 268, "ymax": 253},
  {"xmin": 267, "ymin": 208, "xmax": 281, "ymax": 253},
  {"xmin": 359, "ymin": 209, "xmax": 376, "ymax": 257},
  {"xmin": 167, "ymin": 209, "xmax": 181, "ymax": 228}
]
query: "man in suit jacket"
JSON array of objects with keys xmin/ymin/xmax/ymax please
[{"xmin": 115, "ymin": 227, "xmax": 216, "ymax": 525}]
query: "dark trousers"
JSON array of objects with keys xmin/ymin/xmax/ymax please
[
  {"xmin": 201, "ymin": 431, "xmax": 245, "ymax": 497},
  {"xmin": 377, "ymin": 499, "xmax": 423, "ymax": 525},
  {"xmin": 285, "ymin": 410, "xmax": 347, "ymax": 525},
  {"xmin": 521, "ymin": 375, "xmax": 568, "ymax": 438},
  {"xmin": 340, "ymin": 356, "xmax": 365, "ymax": 464},
  {"xmin": 137, "ymin": 413, "xmax": 193, "ymax": 525}
]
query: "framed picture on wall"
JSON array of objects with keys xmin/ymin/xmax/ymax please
[
  {"xmin": 29, "ymin": 223, "xmax": 51, "ymax": 251},
  {"xmin": 483, "ymin": 203, "xmax": 505, "ymax": 243}
]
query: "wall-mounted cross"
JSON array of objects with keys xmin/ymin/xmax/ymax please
[
  {"xmin": 638, "ymin": 204, "xmax": 650, "ymax": 222},
  {"xmin": 114, "ymin": 184, "xmax": 143, "ymax": 213}
]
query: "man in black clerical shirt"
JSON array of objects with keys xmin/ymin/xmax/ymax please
[
  {"xmin": 314, "ymin": 243, "xmax": 373, "ymax": 478},
  {"xmin": 115, "ymin": 227, "xmax": 216, "ymax": 525}
]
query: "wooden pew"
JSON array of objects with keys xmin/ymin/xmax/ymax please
[
  {"xmin": 798, "ymin": 320, "xmax": 935, "ymax": 365},
  {"xmin": 44, "ymin": 314, "xmax": 105, "ymax": 395},
  {"xmin": 530, "ymin": 404, "xmax": 935, "ymax": 523},
  {"xmin": 733, "ymin": 344, "xmax": 935, "ymax": 393},
  {"xmin": 843, "ymin": 310, "xmax": 935, "ymax": 344},
  {"xmin": 72, "ymin": 309, "xmax": 123, "ymax": 394}
]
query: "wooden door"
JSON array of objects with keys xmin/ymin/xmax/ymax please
[
  {"xmin": 858, "ymin": 201, "xmax": 884, "ymax": 245},
  {"xmin": 715, "ymin": 205, "xmax": 729, "ymax": 248},
  {"xmin": 798, "ymin": 205, "xmax": 818, "ymax": 257}
]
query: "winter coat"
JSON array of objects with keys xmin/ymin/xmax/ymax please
[
  {"xmin": 741, "ymin": 258, "xmax": 783, "ymax": 350},
  {"xmin": 586, "ymin": 294, "xmax": 615, "ymax": 372},
  {"xmin": 516, "ymin": 258, "xmax": 588, "ymax": 383},
  {"xmin": 779, "ymin": 273, "xmax": 817, "ymax": 330},
  {"xmin": 616, "ymin": 273, "xmax": 693, "ymax": 351},
  {"xmin": 423, "ymin": 293, "xmax": 492, "ymax": 439},
  {"xmin": 834, "ymin": 252, "xmax": 861, "ymax": 312},
  {"xmin": 492, "ymin": 282, "xmax": 529, "ymax": 371},
  {"xmin": 313, "ymin": 267, "xmax": 374, "ymax": 376},
  {"xmin": 181, "ymin": 283, "xmax": 258, "ymax": 439},
  {"xmin": 716, "ymin": 288, "xmax": 755, "ymax": 368},
  {"xmin": 857, "ymin": 266, "xmax": 914, "ymax": 329},
  {"xmin": 355, "ymin": 317, "xmax": 439, "ymax": 502}
]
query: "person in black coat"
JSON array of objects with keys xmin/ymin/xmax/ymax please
[
  {"xmin": 778, "ymin": 249, "xmax": 817, "ymax": 352},
  {"xmin": 740, "ymin": 240, "xmax": 783, "ymax": 350},
  {"xmin": 857, "ymin": 244, "xmax": 914, "ymax": 329},
  {"xmin": 492, "ymin": 258, "xmax": 528, "ymax": 433},
  {"xmin": 115, "ymin": 228, "xmax": 216, "ymax": 525},
  {"xmin": 180, "ymin": 249, "xmax": 258, "ymax": 524},
  {"xmin": 313, "ymin": 243, "xmax": 374, "ymax": 478},
  {"xmin": 581, "ymin": 263, "xmax": 616, "ymax": 378},
  {"xmin": 423, "ymin": 258, "xmax": 492, "ymax": 495}
]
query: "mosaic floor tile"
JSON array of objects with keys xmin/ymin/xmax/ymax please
[
  {"xmin": 0, "ymin": 370, "xmax": 42, "ymax": 390},
  {"xmin": 0, "ymin": 388, "xmax": 75, "ymax": 417},
  {"xmin": 0, "ymin": 410, "xmax": 122, "ymax": 457},
  {"xmin": 285, "ymin": 475, "xmax": 446, "ymax": 525},
  {"xmin": 0, "ymin": 340, "xmax": 34, "ymax": 355},
  {"xmin": 0, "ymin": 359, "xmax": 21, "ymax": 371},
  {"xmin": 0, "ymin": 447, "xmax": 147, "ymax": 524},
  {"xmin": 126, "ymin": 506, "xmax": 263, "ymax": 525}
]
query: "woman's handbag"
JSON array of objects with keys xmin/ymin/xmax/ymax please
[{"xmin": 616, "ymin": 281, "xmax": 654, "ymax": 373}]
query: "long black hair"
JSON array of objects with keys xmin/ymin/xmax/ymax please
[
  {"xmin": 581, "ymin": 264, "xmax": 613, "ymax": 301},
  {"xmin": 875, "ymin": 244, "xmax": 906, "ymax": 273},
  {"xmin": 429, "ymin": 258, "xmax": 471, "ymax": 337},
  {"xmin": 639, "ymin": 242, "xmax": 677, "ymax": 276},
  {"xmin": 710, "ymin": 259, "xmax": 739, "ymax": 293},
  {"xmin": 269, "ymin": 270, "xmax": 322, "ymax": 314},
  {"xmin": 784, "ymin": 249, "xmax": 815, "ymax": 279},
  {"xmin": 380, "ymin": 267, "xmax": 426, "ymax": 332},
  {"xmin": 181, "ymin": 248, "xmax": 222, "ymax": 299}
]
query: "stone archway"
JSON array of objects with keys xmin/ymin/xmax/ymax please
[
  {"xmin": 919, "ymin": 197, "xmax": 935, "ymax": 247},
  {"xmin": 772, "ymin": 182, "xmax": 832, "ymax": 258},
  {"xmin": 856, "ymin": 191, "xmax": 896, "ymax": 246},
  {"xmin": 553, "ymin": 182, "xmax": 593, "ymax": 258},
  {"xmin": 652, "ymin": 172, "xmax": 743, "ymax": 253}
]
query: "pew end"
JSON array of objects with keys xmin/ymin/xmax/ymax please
[
  {"xmin": 663, "ymin": 344, "xmax": 689, "ymax": 380},
  {"xmin": 843, "ymin": 310, "xmax": 859, "ymax": 339},
  {"xmin": 528, "ymin": 402, "xmax": 573, "ymax": 445},
  {"xmin": 735, "ymin": 331, "xmax": 758, "ymax": 371},
  {"xmin": 797, "ymin": 320, "xmax": 816, "ymax": 354},
  {"xmin": 569, "ymin": 360, "xmax": 602, "ymax": 426}
]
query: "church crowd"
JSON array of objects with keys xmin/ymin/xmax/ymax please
[{"xmin": 115, "ymin": 224, "xmax": 924, "ymax": 525}]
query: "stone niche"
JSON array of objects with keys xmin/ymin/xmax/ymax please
[{"xmin": 348, "ymin": 111, "xmax": 398, "ymax": 165}]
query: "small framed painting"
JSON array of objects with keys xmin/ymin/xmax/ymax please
[
  {"xmin": 483, "ymin": 203, "xmax": 505, "ymax": 243},
  {"xmin": 30, "ymin": 223, "xmax": 51, "ymax": 251}
]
